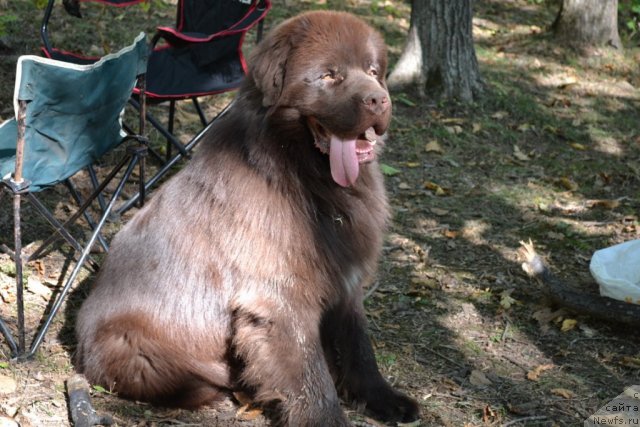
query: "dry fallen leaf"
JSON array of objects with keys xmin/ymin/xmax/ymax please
[
  {"xmin": 547, "ymin": 231, "xmax": 565, "ymax": 240},
  {"xmin": 620, "ymin": 356, "xmax": 640, "ymax": 369},
  {"xmin": 425, "ymin": 140, "xmax": 444, "ymax": 154},
  {"xmin": 517, "ymin": 123, "xmax": 532, "ymax": 132},
  {"xmin": 424, "ymin": 181, "xmax": 449, "ymax": 196},
  {"xmin": 443, "ymin": 229, "xmax": 460, "ymax": 239},
  {"xmin": 32, "ymin": 259, "xmax": 46, "ymax": 276},
  {"xmin": 532, "ymin": 307, "xmax": 566, "ymax": 334},
  {"xmin": 0, "ymin": 288, "xmax": 14, "ymax": 304},
  {"xmin": 236, "ymin": 404, "xmax": 263, "ymax": 421},
  {"xmin": 398, "ymin": 421, "xmax": 421, "ymax": 427},
  {"xmin": 482, "ymin": 405, "xmax": 499, "ymax": 423},
  {"xmin": 492, "ymin": 111, "xmax": 508, "ymax": 120},
  {"xmin": 560, "ymin": 318, "xmax": 577, "ymax": 332},
  {"xmin": 527, "ymin": 364, "xmax": 554, "ymax": 381},
  {"xmin": 587, "ymin": 199, "xmax": 620, "ymax": 210},
  {"xmin": 557, "ymin": 176, "xmax": 578, "ymax": 191},
  {"xmin": 499, "ymin": 289, "xmax": 517, "ymax": 310},
  {"xmin": 550, "ymin": 388, "xmax": 576, "ymax": 399},
  {"xmin": 430, "ymin": 207, "xmax": 450, "ymax": 216},
  {"xmin": 513, "ymin": 145, "xmax": 531, "ymax": 161},
  {"xmin": 469, "ymin": 369, "xmax": 492, "ymax": 386},
  {"xmin": 445, "ymin": 125, "xmax": 463, "ymax": 135}
]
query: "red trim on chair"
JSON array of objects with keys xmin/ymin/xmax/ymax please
[
  {"xmin": 155, "ymin": 5, "xmax": 264, "ymax": 45},
  {"xmin": 41, "ymin": 47, "xmax": 101, "ymax": 63},
  {"xmin": 133, "ymin": 86, "xmax": 234, "ymax": 100},
  {"xmin": 79, "ymin": 0, "xmax": 145, "ymax": 7},
  {"xmin": 238, "ymin": 32, "xmax": 249, "ymax": 76}
]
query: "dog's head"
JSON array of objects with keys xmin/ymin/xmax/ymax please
[{"xmin": 249, "ymin": 11, "xmax": 391, "ymax": 187}]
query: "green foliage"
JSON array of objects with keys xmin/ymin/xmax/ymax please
[
  {"xmin": 380, "ymin": 163, "xmax": 401, "ymax": 176},
  {"xmin": 0, "ymin": 13, "xmax": 18, "ymax": 38},
  {"xmin": 370, "ymin": 0, "xmax": 403, "ymax": 17},
  {"xmin": 92, "ymin": 384, "xmax": 112, "ymax": 394},
  {"xmin": 620, "ymin": 0, "xmax": 640, "ymax": 39}
]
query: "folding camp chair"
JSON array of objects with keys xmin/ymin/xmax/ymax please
[
  {"xmin": 41, "ymin": 0, "xmax": 271, "ymax": 212},
  {"xmin": 0, "ymin": 32, "xmax": 148, "ymax": 359}
]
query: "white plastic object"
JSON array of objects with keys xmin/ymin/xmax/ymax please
[{"xmin": 590, "ymin": 239, "xmax": 640, "ymax": 304}]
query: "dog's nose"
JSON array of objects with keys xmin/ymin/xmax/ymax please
[{"xmin": 362, "ymin": 91, "xmax": 390, "ymax": 115}]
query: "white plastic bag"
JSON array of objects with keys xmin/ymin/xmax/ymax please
[{"xmin": 590, "ymin": 239, "xmax": 640, "ymax": 304}]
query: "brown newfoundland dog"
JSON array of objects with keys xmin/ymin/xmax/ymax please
[{"xmin": 75, "ymin": 10, "xmax": 419, "ymax": 426}]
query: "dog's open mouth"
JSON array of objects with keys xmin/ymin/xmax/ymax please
[{"xmin": 308, "ymin": 118, "xmax": 379, "ymax": 187}]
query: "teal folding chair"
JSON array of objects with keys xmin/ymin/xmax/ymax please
[{"xmin": 0, "ymin": 32, "xmax": 148, "ymax": 359}]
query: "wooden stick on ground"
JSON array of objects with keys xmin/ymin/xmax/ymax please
[
  {"xmin": 517, "ymin": 240, "xmax": 640, "ymax": 326},
  {"xmin": 66, "ymin": 374, "xmax": 113, "ymax": 427}
]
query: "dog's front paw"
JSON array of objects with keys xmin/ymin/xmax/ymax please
[{"xmin": 356, "ymin": 385, "xmax": 420, "ymax": 423}]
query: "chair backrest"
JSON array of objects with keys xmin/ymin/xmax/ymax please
[
  {"xmin": 177, "ymin": 0, "xmax": 268, "ymax": 35},
  {"xmin": 2, "ymin": 32, "xmax": 147, "ymax": 192}
]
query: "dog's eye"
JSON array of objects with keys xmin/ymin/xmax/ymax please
[
  {"xmin": 368, "ymin": 67, "xmax": 379, "ymax": 77},
  {"xmin": 321, "ymin": 70, "xmax": 337, "ymax": 81}
]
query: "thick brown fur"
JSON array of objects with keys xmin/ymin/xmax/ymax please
[{"xmin": 75, "ymin": 11, "xmax": 419, "ymax": 426}]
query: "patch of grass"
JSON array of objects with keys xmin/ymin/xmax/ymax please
[{"xmin": 375, "ymin": 350, "xmax": 398, "ymax": 368}]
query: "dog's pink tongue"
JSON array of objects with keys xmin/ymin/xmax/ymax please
[{"xmin": 329, "ymin": 135, "xmax": 359, "ymax": 187}]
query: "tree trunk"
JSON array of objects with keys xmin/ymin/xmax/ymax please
[
  {"xmin": 387, "ymin": 0, "xmax": 482, "ymax": 102},
  {"xmin": 552, "ymin": 0, "xmax": 622, "ymax": 50}
]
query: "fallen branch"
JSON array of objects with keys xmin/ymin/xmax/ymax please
[
  {"xmin": 67, "ymin": 374, "xmax": 113, "ymax": 427},
  {"xmin": 517, "ymin": 240, "xmax": 640, "ymax": 326}
]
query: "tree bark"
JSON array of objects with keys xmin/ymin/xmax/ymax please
[
  {"xmin": 387, "ymin": 0, "xmax": 482, "ymax": 102},
  {"xmin": 552, "ymin": 0, "xmax": 622, "ymax": 50}
]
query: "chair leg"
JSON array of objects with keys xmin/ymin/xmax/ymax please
[
  {"xmin": 87, "ymin": 166, "xmax": 107, "ymax": 213},
  {"xmin": 166, "ymin": 100, "xmax": 175, "ymax": 163},
  {"xmin": 27, "ymin": 155, "xmax": 142, "ymax": 357},
  {"xmin": 138, "ymin": 149, "xmax": 146, "ymax": 208},
  {"xmin": 13, "ymin": 192, "xmax": 26, "ymax": 355},
  {"xmin": 192, "ymin": 98, "xmax": 208, "ymax": 127},
  {"xmin": 24, "ymin": 194, "xmax": 100, "ymax": 273},
  {"xmin": 115, "ymin": 103, "xmax": 232, "ymax": 215},
  {"xmin": 27, "ymin": 154, "xmax": 131, "ymax": 264},
  {"xmin": 0, "ymin": 319, "xmax": 18, "ymax": 358},
  {"xmin": 257, "ymin": 19, "xmax": 264, "ymax": 43},
  {"xmin": 128, "ymin": 98, "xmax": 189, "ymax": 158},
  {"xmin": 64, "ymin": 180, "xmax": 109, "ymax": 252}
]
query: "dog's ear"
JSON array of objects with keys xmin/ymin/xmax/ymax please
[{"xmin": 249, "ymin": 31, "xmax": 292, "ymax": 107}]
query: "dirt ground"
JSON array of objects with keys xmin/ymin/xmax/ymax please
[{"xmin": 1, "ymin": 0, "xmax": 640, "ymax": 426}]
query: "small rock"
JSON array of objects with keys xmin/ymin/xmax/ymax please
[
  {"xmin": 0, "ymin": 375, "xmax": 17, "ymax": 395},
  {"xmin": 0, "ymin": 404, "xmax": 18, "ymax": 417},
  {"xmin": 0, "ymin": 416, "xmax": 19, "ymax": 427},
  {"xmin": 26, "ymin": 276, "xmax": 51, "ymax": 299}
]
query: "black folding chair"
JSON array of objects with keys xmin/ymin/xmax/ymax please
[
  {"xmin": 0, "ymin": 33, "xmax": 148, "ymax": 359},
  {"xmin": 41, "ymin": 0, "xmax": 271, "ymax": 212}
]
